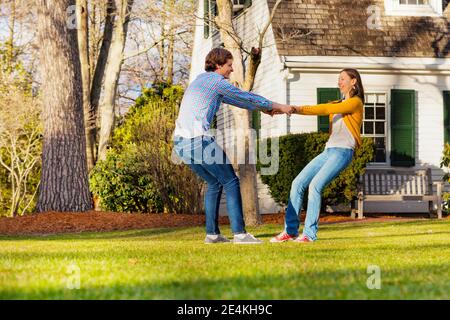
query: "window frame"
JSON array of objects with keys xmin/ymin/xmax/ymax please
[
  {"xmin": 362, "ymin": 91, "xmax": 391, "ymax": 166},
  {"xmin": 384, "ymin": 0, "xmax": 443, "ymax": 16},
  {"xmin": 204, "ymin": 0, "xmax": 253, "ymax": 39},
  {"xmin": 203, "ymin": 0, "xmax": 218, "ymax": 39}
]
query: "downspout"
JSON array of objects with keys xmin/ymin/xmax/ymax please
[{"xmin": 282, "ymin": 56, "xmax": 300, "ymax": 134}]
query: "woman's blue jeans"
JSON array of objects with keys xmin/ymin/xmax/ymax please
[
  {"xmin": 285, "ymin": 147, "xmax": 354, "ymax": 241},
  {"xmin": 173, "ymin": 135, "xmax": 246, "ymax": 235}
]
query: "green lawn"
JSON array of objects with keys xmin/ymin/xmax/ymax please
[{"xmin": 0, "ymin": 219, "xmax": 449, "ymax": 299}]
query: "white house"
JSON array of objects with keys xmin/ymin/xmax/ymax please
[{"xmin": 189, "ymin": 0, "xmax": 450, "ymax": 214}]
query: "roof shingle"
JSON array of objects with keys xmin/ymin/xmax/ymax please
[{"xmin": 268, "ymin": 0, "xmax": 450, "ymax": 57}]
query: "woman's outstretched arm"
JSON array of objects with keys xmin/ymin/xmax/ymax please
[{"xmin": 292, "ymin": 96, "xmax": 362, "ymax": 116}]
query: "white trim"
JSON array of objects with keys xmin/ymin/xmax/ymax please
[
  {"xmin": 283, "ymin": 56, "xmax": 450, "ymax": 75},
  {"xmin": 384, "ymin": 0, "xmax": 443, "ymax": 17},
  {"xmin": 363, "ymin": 91, "xmax": 391, "ymax": 166}
]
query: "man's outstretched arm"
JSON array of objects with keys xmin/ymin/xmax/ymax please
[
  {"xmin": 218, "ymin": 79, "xmax": 292, "ymax": 114},
  {"xmin": 218, "ymin": 79, "xmax": 272, "ymax": 111}
]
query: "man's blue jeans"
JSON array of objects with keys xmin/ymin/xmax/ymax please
[
  {"xmin": 173, "ymin": 135, "xmax": 246, "ymax": 235},
  {"xmin": 285, "ymin": 147, "xmax": 354, "ymax": 241}
]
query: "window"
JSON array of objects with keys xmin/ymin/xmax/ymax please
[
  {"xmin": 444, "ymin": 91, "xmax": 450, "ymax": 143},
  {"xmin": 233, "ymin": 0, "xmax": 252, "ymax": 15},
  {"xmin": 362, "ymin": 93, "xmax": 388, "ymax": 163},
  {"xmin": 384, "ymin": 0, "xmax": 443, "ymax": 16},
  {"xmin": 203, "ymin": 0, "xmax": 217, "ymax": 39},
  {"xmin": 204, "ymin": 0, "xmax": 252, "ymax": 38},
  {"xmin": 400, "ymin": 0, "xmax": 429, "ymax": 4}
]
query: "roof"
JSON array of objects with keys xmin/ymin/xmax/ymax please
[{"xmin": 268, "ymin": 0, "xmax": 450, "ymax": 58}]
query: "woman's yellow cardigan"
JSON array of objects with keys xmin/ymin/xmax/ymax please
[{"xmin": 293, "ymin": 96, "xmax": 364, "ymax": 149}]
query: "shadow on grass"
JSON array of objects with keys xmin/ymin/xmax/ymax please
[
  {"xmin": 320, "ymin": 231, "xmax": 450, "ymax": 241},
  {"xmin": 1, "ymin": 219, "xmax": 448, "ymax": 242},
  {"xmin": 0, "ymin": 262, "xmax": 449, "ymax": 300},
  {"xmin": 308, "ymin": 219, "xmax": 448, "ymax": 231},
  {"xmin": 0, "ymin": 227, "xmax": 204, "ymax": 242},
  {"xmin": 2, "ymin": 242, "xmax": 449, "ymax": 263}
]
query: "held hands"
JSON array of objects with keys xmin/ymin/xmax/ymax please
[{"xmin": 262, "ymin": 103, "xmax": 296, "ymax": 117}]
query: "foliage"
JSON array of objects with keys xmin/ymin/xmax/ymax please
[
  {"xmin": 258, "ymin": 132, "xmax": 374, "ymax": 209},
  {"xmin": 90, "ymin": 85, "xmax": 203, "ymax": 214},
  {"xmin": 89, "ymin": 149, "xmax": 163, "ymax": 213},
  {"xmin": 439, "ymin": 142, "xmax": 450, "ymax": 213}
]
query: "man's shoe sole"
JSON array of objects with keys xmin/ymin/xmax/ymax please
[
  {"xmin": 233, "ymin": 241, "xmax": 263, "ymax": 244},
  {"xmin": 204, "ymin": 241, "xmax": 231, "ymax": 244}
]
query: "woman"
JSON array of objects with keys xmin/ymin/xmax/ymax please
[{"xmin": 271, "ymin": 68, "xmax": 364, "ymax": 243}]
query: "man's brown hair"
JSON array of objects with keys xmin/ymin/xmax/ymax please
[{"xmin": 205, "ymin": 48, "xmax": 233, "ymax": 72}]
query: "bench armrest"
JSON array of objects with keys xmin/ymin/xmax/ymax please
[{"xmin": 433, "ymin": 181, "xmax": 444, "ymax": 197}]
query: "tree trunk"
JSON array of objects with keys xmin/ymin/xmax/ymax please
[
  {"xmin": 97, "ymin": 0, "xmax": 134, "ymax": 161},
  {"xmin": 5, "ymin": 0, "xmax": 16, "ymax": 73},
  {"xmin": 89, "ymin": 0, "xmax": 115, "ymax": 164},
  {"xmin": 216, "ymin": 0, "xmax": 262, "ymax": 226},
  {"xmin": 166, "ymin": 0, "xmax": 175, "ymax": 85},
  {"xmin": 155, "ymin": 0, "xmax": 167, "ymax": 83},
  {"xmin": 76, "ymin": 0, "xmax": 95, "ymax": 172},
  {"xmin": 166, "ymin": 29, "xmax": 175, "ymax": 85},
  {"xmin": 36, "ymin": 0, "xmax": 92, "ymax": 212}
]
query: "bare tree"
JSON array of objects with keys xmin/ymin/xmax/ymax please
[
  {"xmin": 5, "ymin": 0, "xmax": 16, "ymax": 73},
  {"xmin": 76, "ymin": 0, "xmax": 96, "ymax": 172},
  {"xmin": 215, "ymin": 0, "xmax": 283, "ymax": 225},
  {"xmin": 123, "ymin": 0, "xmax": 195, "ymax": 89},
  {"xmin": 97, "ymin": 0, "xmax": 134, "ymax": 161},
  {"xmin": 36, "ymin": 0, "xmax": 92, "ymax": 212},
  {"xmin": 88, "ymin": 0, "xmax": 115, "ymax": 161},
  {"xmin": 0, "ymin": 71, "xmax": 42, "ymax": 217}
]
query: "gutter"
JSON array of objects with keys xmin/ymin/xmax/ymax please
[{"xmin": 282, "ymin": 56, "xmax": 450, "ymax": 75}]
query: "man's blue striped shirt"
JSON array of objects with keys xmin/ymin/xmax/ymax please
[{"xmin": 174, "ymin": 71, "xmax": 273, "ymax": 138}]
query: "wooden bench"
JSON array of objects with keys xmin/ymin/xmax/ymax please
[{"xmin": 354, "ymin": 168, "xmax": 444, "ymax": 219}]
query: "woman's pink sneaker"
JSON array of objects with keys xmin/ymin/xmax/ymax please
[
  {"xmin": 293, "ymin": 235, "xmax": 313, "ymax": 243},
  {"xmin": 270, "ymin": 231, "xmax": 298, "ymax": 243}
]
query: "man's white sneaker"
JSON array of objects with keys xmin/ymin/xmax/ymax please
[
  {"xmin": 204, "ymin": 234, "xmax": 231, "ymax": 244},
  {"xmin": 233, "ymin": 233, "xmax": 263, "ymax": 244}
]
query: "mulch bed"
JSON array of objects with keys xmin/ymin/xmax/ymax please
[{"xmin": 0, "ymin": 210, "xmax": 441, "ymax": 236}]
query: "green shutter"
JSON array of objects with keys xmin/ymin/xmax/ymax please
[
  {"xmin": 210, "ymin": 115, "xmax": 217, "ymax": 130},
  {"xmin": 390, "ymin": 89, "xmax": 416, "ymax": 167},
  {"xmin": 212, "ymin": 1, "xmax": 217, "ymax": 18},
  {"xmin": 444, "ymin": 91, "xmax": 450, "ymax": 143},
  {"xmin": 317, "ymin": 88, "xmax": 340, "ymax": 133},
  {"xmin": 252, "ymin": 110, "xmax": 261, "ymax": 138},
  {"xmin": 204, "ymin": 0, "xmax": 210, "ymax": 39},
  {"xmin": 210, "ymin": 1, "xmax": 218, "ymax": 34}
]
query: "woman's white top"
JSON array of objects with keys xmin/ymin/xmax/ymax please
[{"xmin": 324, "ymin": 113, "xmax": 356, "ymax": 150}]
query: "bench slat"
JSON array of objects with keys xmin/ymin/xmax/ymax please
[
  {"xmin": 360, "ymin": 169, "xmax": 432, "ymax": 196},
  {"xmin": 357, "ymin": 168, "xmax": 440, "ymax": 219}
]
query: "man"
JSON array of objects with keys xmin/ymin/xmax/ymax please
[{"xmin": 173, "ymin": 47, "xmax": 292, "ymax": 244}]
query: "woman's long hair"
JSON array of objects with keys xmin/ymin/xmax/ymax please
[{"xmin": 341, "ymin": 68, "xmax": 365, "ymax": 104}]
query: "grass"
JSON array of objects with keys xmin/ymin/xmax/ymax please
[{"xmin": 0, "ymin": 219, "xmax": 449, "ymax": 299}]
